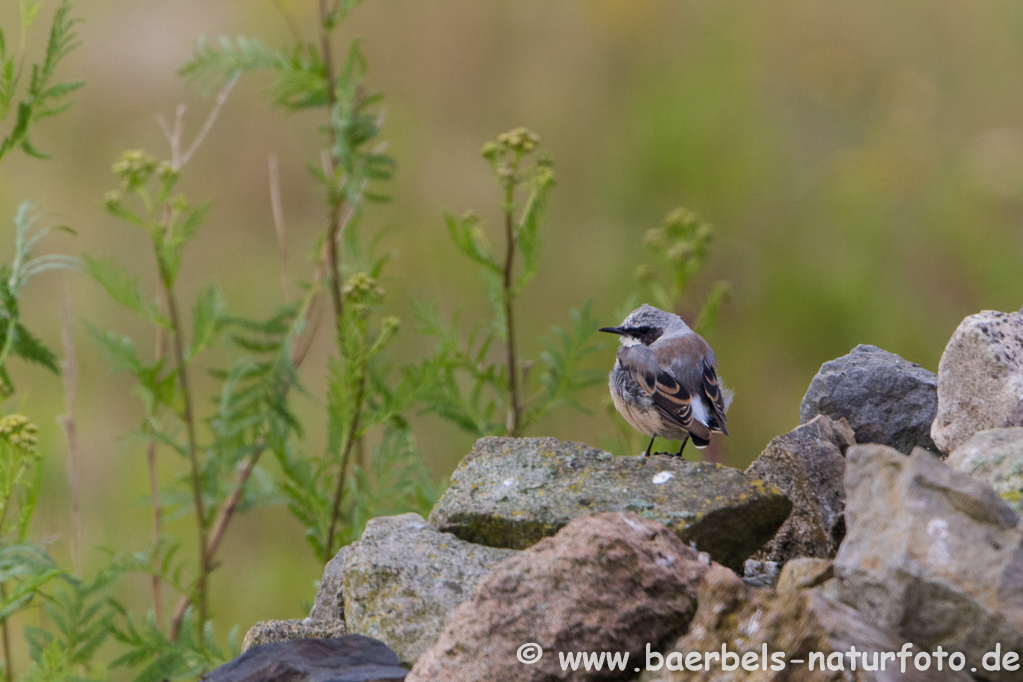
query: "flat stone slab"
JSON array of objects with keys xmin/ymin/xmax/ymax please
[
  {"xmin": 242, "ymin": 619, "xmax": 345, "ymax": 652},
  {"xmin": 428, "ymin": 437, "xmax": 791, "ymax": 570}
]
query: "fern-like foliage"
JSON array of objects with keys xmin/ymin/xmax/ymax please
[
  {"xmin": 419, "ymin": 130, "xmax": 604, "ymax": 437},
  {"xmin": 0, "ymin": 0, "xmax": 84, "ymax": 163}
]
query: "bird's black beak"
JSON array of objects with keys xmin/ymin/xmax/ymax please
[{"xmin": 599, "ymin": 326, "xmax": 624, "ymax": 335}]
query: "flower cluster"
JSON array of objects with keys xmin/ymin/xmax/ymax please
[{"xmin": 0, "ymin": 415, "xmax": 38, "ymax": 455}]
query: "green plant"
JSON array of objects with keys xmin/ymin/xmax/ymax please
[
  {"xmin": 0, "ymin": 0, "xmax": 83, "ymax": 163},
  {"xmin": 180, "ymin": 0, "xmax": 438, "ymax": 565},
  {"xmin": 635, "ymin": 207, "xmax": 730, "ymax": 336},
  {"xmin": 420, "ymin": 129, "xmax": 604, "ymax": 438},
  {"xmin": 88, "ymin": 139, "xmax": 303, "ymax": 672},
  {"xmin": 0, "ymin": 204, "xmax": 78, "ymax": 681}
]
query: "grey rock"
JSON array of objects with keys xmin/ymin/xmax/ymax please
[
  {"xmin": 640, "ymin": 564, "xmax": 973, "ymax": 682},
  {"xmin": 336, "ymin": 513, "xmax": 517, "ymax": 667},
  {"xmin": 948, "ymin": 427, "xmax": 1023, "ymax": 514},
  {"xmin": 309, "ymin": 544, "xmax": 348, "ymax": 622},
  {"xmin": 834, "ymin": 444, "xmax": 1023, "ymax": 682},
  {"xmin": 428, "ymin": 437, "xmax": 791, "ymax": 570},
  {"xmin": 408, "ymin": 512, "xmax": 709, "ymax": 682},
  {"xmin": 746, "ymin": 416, "xmax": 854, "ymax": 562},
  {"xmin": 775, "ymin": 557, "xmax": 834, "ymax": 594},
  {"xmin": 201, "ymin": 635, "xmax": 408, "ymax": 682},
  {"xmin": 800, "ymin": 344, "xmax": 939, "ymax": 454},
  {"xmin": 242, "ymin": 619, "xmax": 346, "ymax": 652},
  {"xmin": 741, "ymin": 560, "xmax": 779, "ymax": 588},
  {"xmin": 931, "ymin": 309, "xmax": 1023, "ymax": 453}
]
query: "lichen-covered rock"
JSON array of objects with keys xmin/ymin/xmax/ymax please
[
  {"xmin": 408, "ymin": 512, "xmax": 709, "ymax": 682},
  {"xmin": 309, "ymin": 542, "xmax": 347, "ymax": 622},
  {"xmin": 640, "ymin": 564, "xmax": 972, "ymax": 682},
  {"xmin": 745, "ymin": 416, "xmax": 854, "ymax": 562},
  {"xmin": 242, "ymin": 619, "xmax": 346, "ymax": 652},
  {"xmin": 947, "ymin": 427, "xmax": 1023, "ymax": 514},
  {"xmin": 335, "ymin": 513, "xmax": 517, "ymax": 667},
  {"xmin": 931, "ymin": 309, "xmax": 1023, "ymax": 453},
  {"xmin": 202, "ymin": 635, "xmax": 408, "ymax": 682},
  {"xmin": 428, "ymin": 437, "xmax": 791, "ymax": 570},
  {"xmin": 799, "ymin": 344, "xmax": 939, "ymax": 454},
  {"xmin": 834, "ymin": 444, "xmax": 1023, "ymax": 682}
]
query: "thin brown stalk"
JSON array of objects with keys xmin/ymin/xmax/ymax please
[
  {"xmin": 325, "ymin": 369, "xmax": 367, "ymax": 558},
  {"xmin": 57, "ymin": 280, "xmax": 83, "ymax": 578},
  {"xmin": 146, "ymin": 317, "xmax": 168, "ymax": 626},
  {"xmin": 502, "ymin": 179, "xmax": 521, "ymax": 437},
  {"xmin": 318, "ymin": 0, "xmax": 345, "ymax": 325},
  {"xmin": 1, "ymin": 584, "xmax": 11, "ymax": 682},
  {"xmin": 155, "ymin": 76, "xmax": 238, "ymax": 642},
  {"xmin": 163, "ymin": 285, "xmax": 209, "ymax": 641},
  {"xmin": 180, "ymin": 73, "xmax": 239, "ymax": 169},
  {"xmin": 268, "ymin": 155, "xmax": 291, "ymax": 302}
]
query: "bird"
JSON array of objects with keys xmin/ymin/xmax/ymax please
[{"xmin": 599, "ymin": 304, "xmax": 731, "ymax": 457}]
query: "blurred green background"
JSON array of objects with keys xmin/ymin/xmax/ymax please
[{"xmin": 2, "ymin": 0, "xmax": 1023, "ymax": 641}]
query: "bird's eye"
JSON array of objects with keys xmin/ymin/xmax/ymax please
[{"xmin": 636, "ymin": 326, "xmax": 650, "ymax": 334}]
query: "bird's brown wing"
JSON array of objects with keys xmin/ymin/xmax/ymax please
[
  {"xmin": 620, "ymin": 345, "xmax": 712, "ymax": 442},
  {"xmin": 700, "ymin": 361, "xmax": 729, "ymax": 436}
]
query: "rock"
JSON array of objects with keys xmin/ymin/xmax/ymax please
[
  {"xmin": 741, "ymin": 560, "xmax": 779, "ymax": 588},
  {"xmin": 309, "ymin": 543, "xmax": 347, "ymax": 622},
  {"xmin": 428, "ymin": 437, "xmax": 791, "ymax": 570},
  {"xmin": 931, "ymin": 309, "xmax": 1023, "ymax": 453},
  {"xmin": 799, "ymin": 344, "xmax": 939, "ymax": 455},
  {"xmin": 332, "ymin": 513, "xmax": 517, "ymax": 667},
  {"xmin": 242, "ymin": 619, "xmax": 346, "ymax": 652},
  {"xmin": 947, "ymin": 427, "xmax": 1023, "ymax": 514},
  {"xmin": 834, "ymin": 444, "xmax": 1023, "ymax": 681},
  {"xmin": 407, "ymin": 512, "xmax": 709, "ymax": 682},
  {"xmin": 745, "ymin": 416, "xmax": 854, "ymax": 562},
  {"xmin": 775, "ymin": 557, "xmax": 833, "ymax": 594},
  {"xmin": 640, "ymin": 564, "xmax": 973, "ymax": 682},
  {"xmin": 201, "ymin": 635, "xmax": 408, "ymax": 682}
]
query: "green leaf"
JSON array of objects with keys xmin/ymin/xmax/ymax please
[
  {"xmin": 445, "ymin": 211, "xmax": 500, "ymax": 274},
  {"xmin": 9, "ymin": 321, "xmax": 58, "ymax": 373},
  {"xmin": 188, "ymin": 284, "xmax": 225, "ymax": 360},
  {"xmin": 84, "ymin": 255, "xmax": 169, "ymax": 328},
  {"xmin": 514, "ymin": 165, "xmax": 555, "ymax": 294},
  {"xmin": 86, "ymin": 323, "xmax": 144, "ymax": 376}
]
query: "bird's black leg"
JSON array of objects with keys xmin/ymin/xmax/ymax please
[
  {"xmin": 644, "ymin": 437, "xmax": 655, "ymax": 457},
  {"xmin": 674, "ymin": 435, "xmax": 690, "ymax": 457}
]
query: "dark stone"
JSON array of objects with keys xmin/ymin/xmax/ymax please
[
  {"xmin": 800, "ymin": 344, "xmax": 939, "ymax": 455},
  {"xmin": 201, "ymin": 636, "xmax": 408, "ymax": 682}
]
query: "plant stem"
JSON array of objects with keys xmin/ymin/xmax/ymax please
[
  {"xmin": 162, "ymin": 281, "xmax": 209, "ymax": 640},
  {"xmin": 325, "ymin": 368, "xmax": 366, "ymax": 560},
  {"xmin": 58, "ymin": 281, "xmax": 83, "ymax": 578},
  {"xmin": 318, "ymin": 0, "xmax": 344, "ymax": 325},
  {"xmin": 0, "ymin": 584, "xmax": 11, "ymax": 682},
  {"xmin": 502, "ymin": 177, "xmax": 521, "ymax": 437}
]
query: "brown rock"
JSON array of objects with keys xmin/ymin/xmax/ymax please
[
  {"xmin": 407, "ymin": 512, "xmax": 709, "ymax": 682},
  {"xmin": 745, "ymin": 416, "xmax": 854, "ymax": 562},
  {"xmin": 931, "ymin": 309, "xmax": 1023, "ymax": 453},
  {"xmin": 775, "ymin": 558, "xmax": 833, "ymax": 594},
  {"xmin": 641, "ymin": 565, "xmax": 972, "ymax": 682}
]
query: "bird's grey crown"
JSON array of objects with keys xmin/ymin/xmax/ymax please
[{"xmin": 619, "ymin": 304, "xmax": 690, "ymax": 336}]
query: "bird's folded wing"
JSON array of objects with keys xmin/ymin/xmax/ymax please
[
  {"xmin": 622, "ymin": 346, "xmax": 711, "ymax": 441},
  {"xmin": 700, "ymin": 362, "xmax": 729, "ymax": 436}
]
